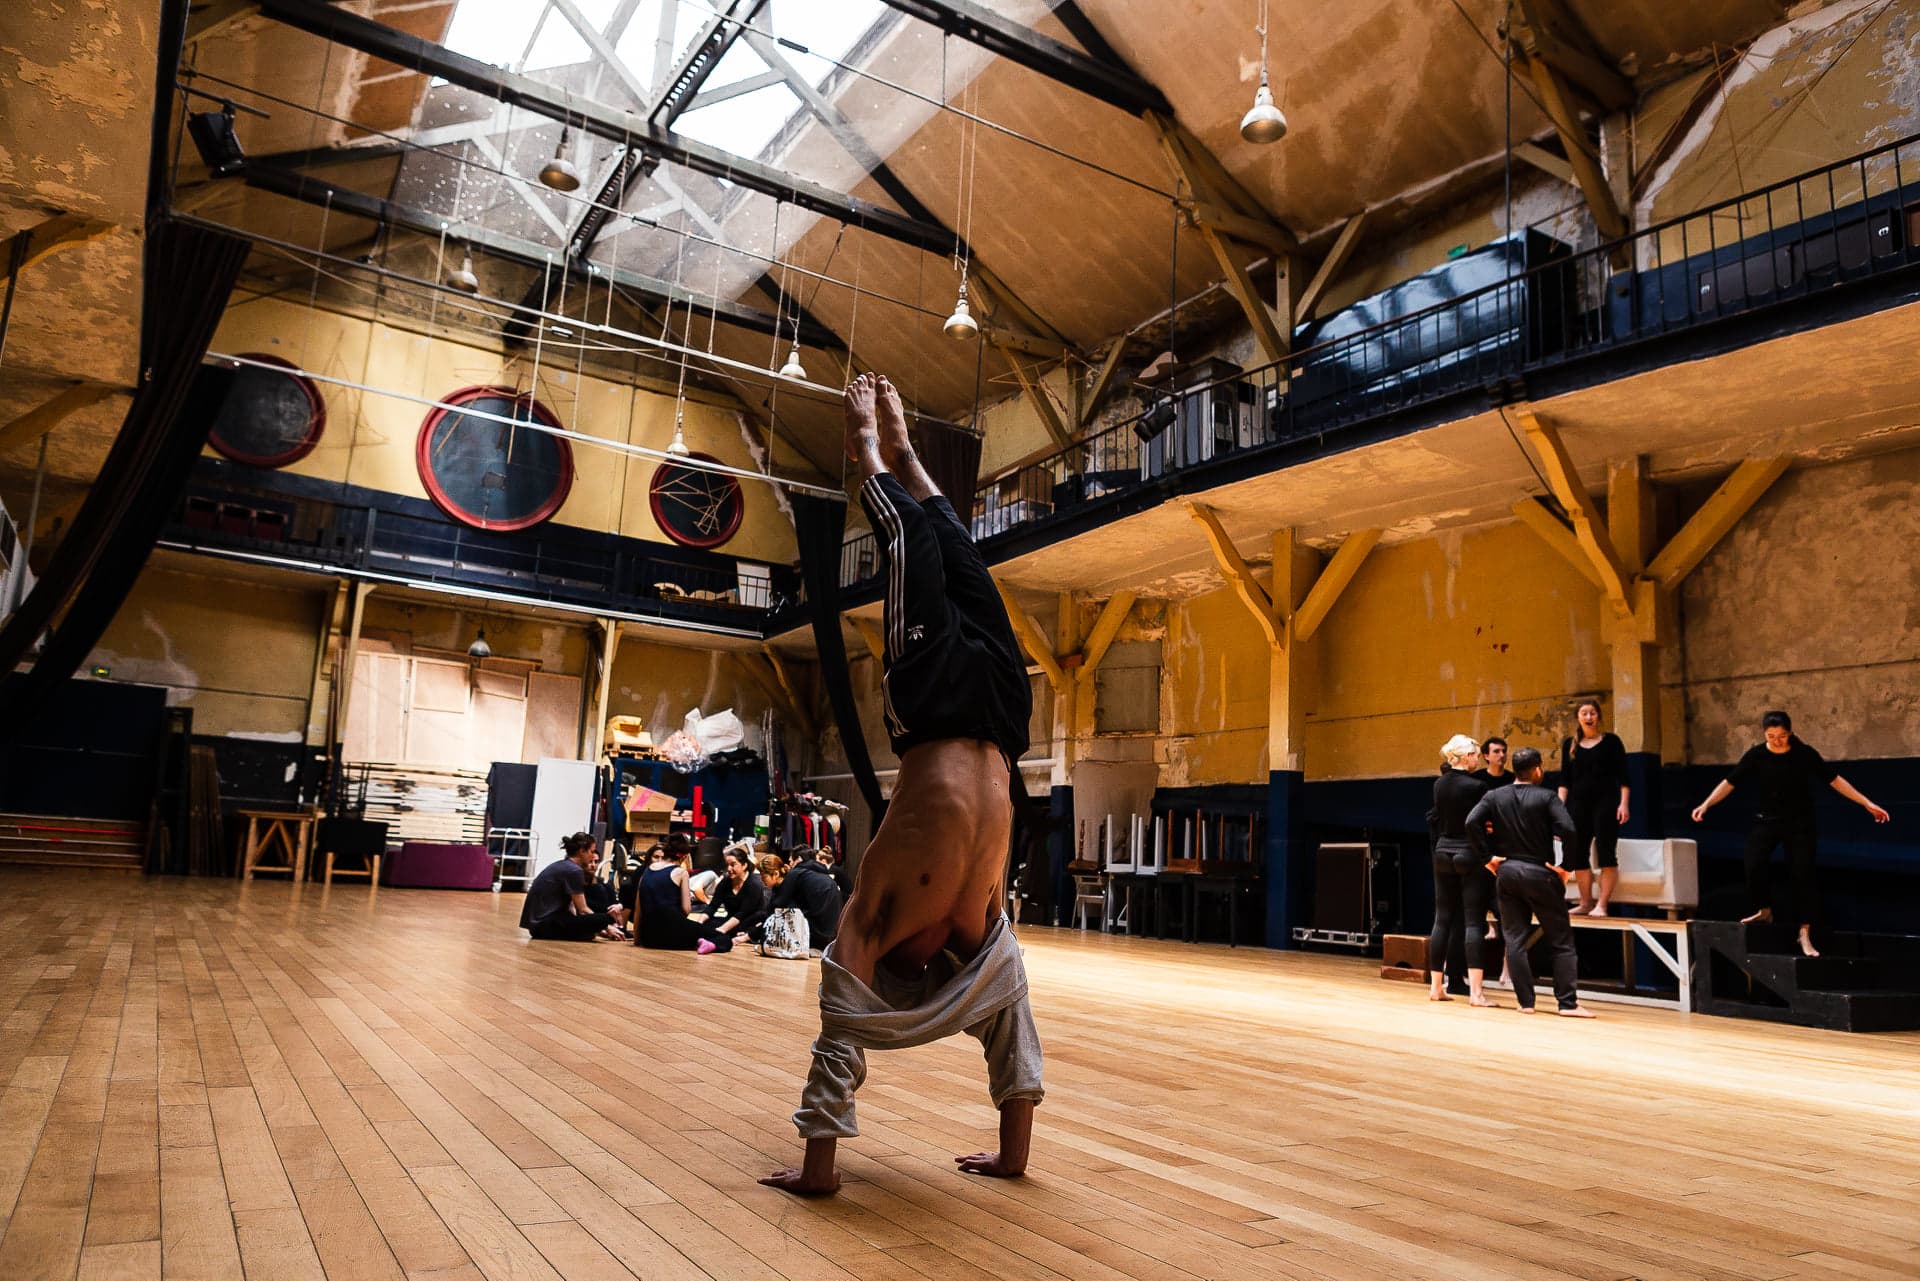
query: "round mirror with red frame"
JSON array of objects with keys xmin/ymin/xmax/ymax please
[
  {"xmin": 415, "ymin": 386, "xmax": 574, "ymax": 531},
  {"xmin": 649, "ymin": 452, "xmax": 744, "ymax": 548},
  {"xmin": 206, "ymin": 353, "xmax": 326, "ymax": 468}
]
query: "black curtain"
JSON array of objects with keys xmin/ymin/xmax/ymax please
[
  {"xmin": 791, "ymin": 493, "xmax": 887, "ymax": 824},
  {"xmin": 0, "ymin": 219, "xmax": 250, "ymax": 731},
  {"xmin": 915, "ymin": 419, "xmax": 984, "ymax": 512}
]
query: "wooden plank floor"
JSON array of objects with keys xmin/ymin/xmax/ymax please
[{"xmin": 1, "ymin": 870, "xmax": 1916, "ymax": 1281}]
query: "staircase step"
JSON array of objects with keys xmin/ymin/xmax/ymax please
[
  {"xmin": 1792, "ymin": 989, "xmax": 1920, "ymax": 1034},
  {"xmin": 1746, "ymin": 954, "xmax": 1881, "ymax": 995}
]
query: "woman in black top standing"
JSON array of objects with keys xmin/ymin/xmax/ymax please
[
  {"xmin": 1428, "ymin": 734, "xmax": 1495, "ymax": 1006},
  {"xmin": 1691, "ymin": 710, "xmax": 1890, "ymax": 957},
  {"xmin": 1558, "ymin": 700, "xmax": 1629, "ymax": 917}
]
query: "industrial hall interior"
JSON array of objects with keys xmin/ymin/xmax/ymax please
[{"xmin": 4, "ymin": 0, "xmax": 1920, "ymax": 1277}]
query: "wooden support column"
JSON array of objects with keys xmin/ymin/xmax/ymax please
[
  {"xmin": 1070, "ymin": 591, "xmax": 1136, "ymax": 748},
  {"xmin": 1079, "ymin": 340, "xmax": 1130, "ymax": 432},
  {"xmin": 1197, "ymin": 224, "xmax": 1289, "ymax": 365},
  {"xmin": 1053, "ymin": 592, "xmax": 1079, "ymax": 783},
  {"xmin": 1293, "ymin": 211, "xmax": 1368, "ymax": 327},
  {"xmin": 331, "ymin": 582, "xmax": 374, "ymax": 749},
  {"xmin": 1512, "ymin": 406, "xmax": 1632, "ymax": 614},
  {"xmin": 996, "ymin": 343, "xmax": 1078, "ymax": 455},
  {"xmin": 306, "ymin": 580, "xmax": 349, "ymax": 748},
  {"xmin": 1605, "ymin": 456, "xmax": 1660, "ymax": 755},
  {"xmin": 582, "ymin": 619, "xmax": 621, "ymax": 759},
  {"xmin": 1510, "ymin": 422, "xmax": 1793, "ymax": 762}
]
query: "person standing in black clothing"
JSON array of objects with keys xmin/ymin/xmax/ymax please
[
  {"xmin": 1428, "ymin": 735, "xmax": 1495, "ymax": 1006},
  {"xmin": 1558, "ymin": 701, "xmax": 1630, "ymax": 917},
  {"xmin": 1691, "ymin": 710, "xmax": 1890, "ymax": 957},
  {"xmin": 1473, "ymin": 736, "xmax": 1514, "ymax": 789},
  {"xmin": 522, "ymin": 833, "xmax": 628, "ymax": 942},
  {"xmin": 768, "ymin": 847, "xmax": 844, "ymax": 946},
  {"xmin": 1468, "ymin": 748, "xmax": 1596, "ymax": 1018}
]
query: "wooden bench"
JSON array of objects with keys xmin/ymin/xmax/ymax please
[{"xmin": 1515, "ymin": 915, "xmax": 1694, "ymax": 1012}]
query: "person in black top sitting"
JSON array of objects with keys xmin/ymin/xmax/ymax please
[
  {"xmin": 704, "ymin": 842, "xmax": 770, "ymax": 942},
  {"xmin": 1428, "ymin": 735, "xmax": 1495, "ymax": 1006},
  {"xmin": 522, "ymin": 833, "xmax": 627, "ymax": 942},
  {"xmin": 1690, "ymin": 710, "xmax": 1890, "ymax": 958},
  {"xmin": 1467, "ymin": 748, "xmax": 1595, "ymax": 1017},
  {"xmin": 768, "ymin": 847, "xmax": 844, "ymax": 946},
  {"xmin": 1473, "ymin": 736, "xmax": 1514, "ymax": 789},
  {"xmin": 1557, "ymin": 701, "xmax": 1630, "ymax": 917},
  {"xmin": 817, "ymin": 846, "xmax": 855, "ymax": 900},
  {"xmin": 633, "ymin": 842, "xmax": 734, "ymax": 954}
]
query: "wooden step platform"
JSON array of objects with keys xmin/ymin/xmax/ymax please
[
  {"xmin": 1690, "ymin": 919, "xmax": 1920, "ymax": 1032},
  {"xmin": 0, "ymin": 813, "xmax": 146, "ymax": 873}
]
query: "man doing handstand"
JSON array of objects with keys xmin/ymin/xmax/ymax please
[{"xmin": 761, "ymin": 373, "xmax": 1043, "ymax": 1196}]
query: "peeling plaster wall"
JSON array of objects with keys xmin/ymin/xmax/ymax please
[
  {"xmin": 83, "ymin": 566, "xmax": 326, "ymax": 740},
  {"xmin": 208, "ymin": 297, "xmax": 800, "ymax": 563},
  {"xmin": 1161, "ymin": 586, "xmax": 1271, "ymax": 785},
  {"xmin": 1670, "ymin": 452, "xmax": 1920, "ymax": 763}
]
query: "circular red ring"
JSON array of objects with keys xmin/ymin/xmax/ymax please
[
  {"xmin": 415, "ymin": 385, "xmax": 574, "ymax": 532},
  {"xmin": 207, "ymin": 353, "xmax": 327, "ymax": 468},
  {"xmin": 648, "ymin": 452, "xmax": 744, "ymax": 549}
]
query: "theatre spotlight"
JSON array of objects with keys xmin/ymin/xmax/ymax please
[
  {"xmin": 188, "ymin": 105, "xmax": 247, "ymax": 177},
  {"xmin": 1133, "ymin": 398, "xmax": 1177, "ymax": 443}
]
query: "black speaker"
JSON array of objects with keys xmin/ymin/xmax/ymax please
[
  {"xmin": 486, "ymin": 762, "xmax": 536, "ymax": 829},
  {"xmin": 1312, "ymin": 843, "xmax": 1370, "ymax": 933}
]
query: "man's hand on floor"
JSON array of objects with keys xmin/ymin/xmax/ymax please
[
  {"xmin": 758, "ymin": 1167, "xmax": 841, "ymax": 1196},
  {"xmin": 954, "ymin": 1151, "xmax": 1025, "ymax": 1178}
]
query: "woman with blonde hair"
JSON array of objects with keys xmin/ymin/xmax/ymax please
[{"xmin": 1428, "ymin": 734, "xmax": 1496, "ymax": 1005}]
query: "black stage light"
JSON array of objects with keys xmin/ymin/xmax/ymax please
[
  {"xmin": 1133, "ymin": 397, "xmax": 1177, "ymax": 443},
  {"xmin": 188, "ymin": 105, "xmax": 246, "ymax": 178}
]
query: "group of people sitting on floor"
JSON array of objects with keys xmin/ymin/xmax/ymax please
[{"xmin": 520, "ymin": 829, "xmax": 852, "ymax": 956}]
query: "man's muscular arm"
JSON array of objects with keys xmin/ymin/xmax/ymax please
[{"xmin": 955, "ymin": 1098, "xmax": 1033, "ymax": 1177}]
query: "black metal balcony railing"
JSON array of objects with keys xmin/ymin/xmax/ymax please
[
  {"xmin": 836, "ymin": 132, "xmax": 1920, "ymax": 590},
  {"xmin": 166, "ymin": 461, "xmax": 797, "ymax": 630}
]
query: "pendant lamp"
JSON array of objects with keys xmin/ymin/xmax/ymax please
[
  {"xmin": 447, "ymin": 246, "xmax": 480, "ymax": 293},
  {"xmin": 666, "ymin": 410, "xmax": 692, "ymax": 457},
  {"xmin": 943, "ymin": 276, "xmax": 980, "ymax": 340},
  {"xmin": 1240, "ymin": 1, "xmax": 1288, "ymax": 145},
  {"xmin": 539, "ymin": 126, "xmax": 582, "ymax": 191},
  {"xmin": 778, "ymin": 344, "xmax": 807, "ymax": 381}
]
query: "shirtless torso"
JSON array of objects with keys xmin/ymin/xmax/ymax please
[{"xmin": 831, "ymin": 738, "xmax": 1011, "ymax": 986}]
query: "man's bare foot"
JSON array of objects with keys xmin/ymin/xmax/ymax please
[
  {"xmin": 1557, "ymin": 1005, "xmax": 1598, "ymax": 1019},
  {"xmin": 1799, "ymin": 930, "xmax": 1820, "ymax": 958},
  {"xmin": 955, "ymin": 1151, "xmax": 1025, "ymax": 1178},
  {"xmin": 759, "ymin": 1168, "xmax": 841, "ymax": 1197},
  {"xmin": 844, "ymin": 374, "xmax": 882, "ymax": 469},
  {"xmin": 1741, "ymin": 907, "xmax": 1773, "ymax": 925},
  {"xmin": 873, "ymin": 375, "xmax": 914, "ymax": 468}
]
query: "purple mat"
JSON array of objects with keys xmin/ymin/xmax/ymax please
[{"xmin": 385, "ymin": 841, "xmax": 494, "ymax": 891}]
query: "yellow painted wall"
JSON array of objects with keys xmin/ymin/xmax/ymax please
[
  {"xmin": 84, "ymin": 563, "xmax": 327, "ymax": 739},
  {"xmin": 357, "ymin": 596, "xmax": 592, "ymax": 677},
  {"xmin": 207, "ymin": 297, "xmax": 799, "ymax": 563}
]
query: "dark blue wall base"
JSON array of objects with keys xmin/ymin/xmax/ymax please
[
  {"xmin": 1047, "ymin": 785, "xmax": 1073, "ymax": 926},
  {"xmin": 1265, "ymin": 771, "xmax": 1304, "ymax": 948}
]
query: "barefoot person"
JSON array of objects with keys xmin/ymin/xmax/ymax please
[
  {"xmin": 1467, "ymin": 747, "xmax": 1596, "ymax": 1018},
  {"xmin": 1558, "ymin": 701, "xmax": 1630, "ymax": 916},
  {"xmin": 1428, "ymin": 735, "xmax": 1495, "ymax": 1006},
  {"xmin": 761, "ymin": 374, "xmax": 1043, "ymax": 1197},
  {"xmin": 1690, "ymin": 710, "xmax": 1890, "ymax": 958}
]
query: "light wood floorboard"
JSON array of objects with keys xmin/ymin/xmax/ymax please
[{"xmin": 0, "ymin": 868, "xmax": 1915, "ymax": 1280}]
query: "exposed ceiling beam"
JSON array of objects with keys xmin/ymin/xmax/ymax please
[
  {"xmin": 1293, "ymin": 210, "xmax": 1368, "ymax": 327},
  {"xmin": 1509, "ymin": 0, "xmax": 1633, "ymax": 114},
  {"xmin": 1514, "ymin": 141, "xmax": 1576, "ymax": 185},
  {"xmin": 254, "ymin": 0, "xmax": 958, "ymax": 257},
  {"xmin": 239, "ymin": 164, "xmax": 838, "ymax": 346},
  {"xmin": 1, "ymin": 215, "xmax": 116, "ymax": 287},
  {"xmin": 685, "ymin": 69, "xmax": 786, "ymax": 112},
  {"xmin": 872, "ymin": 0, "xmax": 1171, "ymax": 117}
]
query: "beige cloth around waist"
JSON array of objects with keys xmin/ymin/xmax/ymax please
[{"xmin": 793, "ymin": 914, "xmax": 1044, "ymax": 1139}]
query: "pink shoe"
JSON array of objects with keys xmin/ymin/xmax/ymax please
[{"xmin": 696, "ymin": 939, "xmax": 718, "ymax": 955}]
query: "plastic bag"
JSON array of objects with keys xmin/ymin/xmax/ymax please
[
  {"xmin": 687, "ymin": 707, "xmax": 746, "ymax": 755},
  {"xmin": 660, "ymin": 729, "xmax": 704, "ymax": 773}
]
